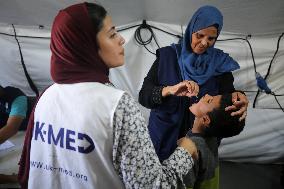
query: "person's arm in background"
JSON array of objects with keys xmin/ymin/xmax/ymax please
[
  {"xmin": 0, "ymin": 96, "xmax": 27, "ymax": 144},
  {"xmin": 113, "ymin": 92, "xmax": 198, "ymax": 188},
  {"xmin": 217, "ymin": 72, "xmax": 248, "ymax": 121},
  {"xmin": 0, "ymin": 116, "xmax": 24, "ymax": 144}
]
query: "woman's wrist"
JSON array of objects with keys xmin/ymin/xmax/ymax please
[
  {"xmin": 152, "ymin": 86, "xmax": 164, "ymax": 104},
  {"xmin": 162, "ymin": 86, "xmax": 171, "ymax": 97}
]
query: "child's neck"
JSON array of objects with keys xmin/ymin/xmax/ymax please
[{"xmin": 191, "ymin": 118, "xmax": 205, "ymax": 134}]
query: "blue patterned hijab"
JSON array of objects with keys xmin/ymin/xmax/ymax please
[{"xmin": 173, "ymin": 5, "xmax": 240, "ymax": 85}]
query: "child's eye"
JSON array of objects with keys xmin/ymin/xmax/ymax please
[
  {"xmin": 207, "ymin": 98, "xmax": 213, "ymax": 103},
  {"xmin": 110, "ymin": 33, "xmax": 117, "ymax": 38}
]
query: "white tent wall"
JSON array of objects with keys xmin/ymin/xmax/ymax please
[
  {"xmin": 0, "ymin": 19, "xmax": 283, "ymax": 164},
  {"xmin": 1, "ymin": 0, "xmax": 284, "ymax": 35},
  {"xmin": 0, "ymin": 23, "xmax": 52, "ymax": 95}
]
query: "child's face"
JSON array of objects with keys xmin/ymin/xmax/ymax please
[{"xmin": 189, "ymin": 94, "xmax": 222, "ymax": 117}]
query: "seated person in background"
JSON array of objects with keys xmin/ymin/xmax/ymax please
[
  {"xmin": 0, "ymin": 85, "xmax": 34, "ymax": 144},
  {"xmin": 182, "ymin": 93, "xmax": 245, "ymax": 189}
]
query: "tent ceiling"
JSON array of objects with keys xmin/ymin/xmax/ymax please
[{"xmin": 0, "ymin": 0, "xmax": 284, "ymax": 35}]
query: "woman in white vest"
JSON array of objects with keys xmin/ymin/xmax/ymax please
[{"xmin": 18, "ymin": 2, "xmax": 199, "ymax": 189}]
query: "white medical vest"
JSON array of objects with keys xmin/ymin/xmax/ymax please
[{"xmin": 28, "ymin": 82, "xmax": 125, "ymax": 189}]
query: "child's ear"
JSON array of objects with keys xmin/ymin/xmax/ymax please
[{"xmin": 202, "ymin": 115, "xmax": 211, "ymax": 127}]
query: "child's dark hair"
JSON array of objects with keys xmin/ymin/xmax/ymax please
[
  {"xmin": 205, "ymin": 93, "xmax": 245, "ymax": 138},
  {"xmin": 85, "ymin": 2, "xmax": 107, "ymax": 37}
]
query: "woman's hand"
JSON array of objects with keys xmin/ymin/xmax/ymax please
[
  {"xmin": 162, "ymin": 80, "xmax": 199, "ymax": 97},
  {"xmin": 225, "ymin": 91, "xmax": 249, "ymax": 121},
  {"xmin": 177, "ymin": 137, "xmax": 198, "ymax": 160}
]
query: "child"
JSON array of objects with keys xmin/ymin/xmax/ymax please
[{"xmin": 183, "ymin": 93, "xmax": 245, "ymax": 189}]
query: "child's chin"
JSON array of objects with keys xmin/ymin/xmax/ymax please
[
  {"xmin": 189, "ymin": 105, "xmax": 197, "ymax": 115},
  {"xmin": 189, "ymin": 102, "xmax": 197, "ymax": 108}
]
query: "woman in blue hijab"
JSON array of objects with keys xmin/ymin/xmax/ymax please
[
  {"xmin": 139, "ymin": 5, "xmax": 248, "ymax": 189},
  {"xmin": 177, "ymin": 5, "xmax": 240, "ymax": 85}
]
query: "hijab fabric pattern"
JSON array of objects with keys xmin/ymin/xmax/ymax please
[
  {"xmin": 50, "ymin": 3, "xmax": 109, "ymax": 84},
  {"xmin": 174, "ymin": 5, "xmax": 240, "ymax": 85}
]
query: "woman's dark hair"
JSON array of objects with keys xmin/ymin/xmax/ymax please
[
  {"xmin": 205, "ymin": 93, "xmax": 245, "ymax": 138},
  {"xmin": 85, "ymin": 2, "xmax": 107, "ymax": 36}
]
